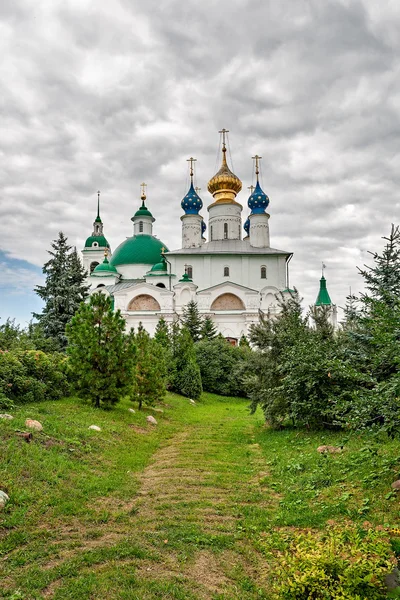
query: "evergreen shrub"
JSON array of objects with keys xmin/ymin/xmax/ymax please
[
  {"xmin": 195, "ymin": 337, "xmax": 248, "ymax": 397},
  {"xmin": 272, "ymin": 524, "xmax": 397, "ymax": 599}
]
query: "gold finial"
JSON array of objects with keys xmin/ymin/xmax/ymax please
[
  {"xmin": 187, "ymin": 157, "xmax": 197, "ymax": 184},
  {"xmin": 161, "ymin": 246, "xmax": 165, "ymax": 254},
  {"xmin": 248, "ymin": 184, "xmax": 255, "ymax": 194},
  {"xmin": 104, "ymin": 247, "xmax": 108, "ymax": 258},
  {"xmin": 207, "ymin": 128, "xmax": 242, "ymax": 199},
  {"xmin": 219, "ymin": 128, "xmax": 229, "ymax": 165},
  {"xmin": 140, "ymin": 182, "xmax": 147, "ymax": 203},
  {"xmin": 252, "ymin": 155, "xmax": 262, "ymax": 183}
]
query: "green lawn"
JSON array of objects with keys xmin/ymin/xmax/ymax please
[{"xmin": 0, "ymin": 393, "xmax": 399, "ymax": 599}]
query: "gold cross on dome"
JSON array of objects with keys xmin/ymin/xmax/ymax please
[
  {"xmin": 187, "ymin": 157, "xmax": 197, "ymax": 181},
  {"xmin": 140, "ymin": 182, "xmax": 147, "ymax": 199},
  {"xmin": 248, "ymin": 185, "xmax": 255, "ymax": 194},
  {"xmin": 219, "ymin": 128, "xmax": 229, "ymax": 148},
  {"xmin": 161, "ymin": 247, "xmax": 165, "ymax": 254}
]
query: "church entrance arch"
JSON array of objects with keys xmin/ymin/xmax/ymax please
[
  {"xmin": 210, "ymin": 293, "xmax": 245, "ymax": 311},
  {"xmin": 128, "ymin": 294, "xmax": 161, "ymax": 311}
]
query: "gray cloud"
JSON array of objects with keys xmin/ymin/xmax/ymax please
[{"xmin": 1, "ymin": 0, "xmax": 400, "ymax": 321}]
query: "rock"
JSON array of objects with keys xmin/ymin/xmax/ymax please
[
  {"xmin": 385, "ymin": 567, "xmax": 400, "ymax": 591},
  {"xmin": 391, "ymin": 479, "xmax": 400, "ymax": 490},
  {"xmin": 190, "ymin": 399, "xmax": 196, "ymax": 405},
  {"xmin": 0, "ymin": 414, "xmax": 13, "ymax": 420},
  {"xmin": 317, "ymin": 445, "xmax": 343, "ymax": 454},
  {"xmin": 0, "ymin": 490, "xmax": 9, "ymax": 509},
  {"xmin": 128, "ymin": 408, "xmax": 136, "ymax": 413},
  {"xmin": 88, "ymin": 425, "xmax": 101, "ymax": 431},
  {"xmin": 25, "ymin": 419, "xmax": 43, "ymax": 431},
  {"xmin": 146, "ymin": 415, "xmax": 157, "ymax": 425},
  {"xmin": 152, "ymin": 408, "xmax": 164, "ymax": 413}
]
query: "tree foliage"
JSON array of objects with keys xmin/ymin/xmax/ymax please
[
  {"xmin": 182, "ymin": 300, "xmax": 203, "ymax": 342},
  {"xmin": 200, "ymin": 316, "xmax": 218, "ymax": 340},
  {"xmin": 34, "ymin": 232, "xmax": 90, "ymax": 349},
  {"xmin": 195, "ymin": 337, "xmax": 248, "ymax": 397},
  {"xmin": 66, "ymin": 292, "xmax": 135, "ymax": 408},
  {"xmin": 131, "ymin": 323, "xmax": 166, "ymax": 409}
]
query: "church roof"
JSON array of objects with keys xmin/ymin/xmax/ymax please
[
  {"xmin": 84, "ymin": 235, "xmax": 110, "ymax": 249},
  {"xmin": 110, "ymin": 235, "xmax": 169, "ymax": 267},
  {"xmin": 92, "ymin": 256, "xmax": 118, "ymax": 276},
  {"xmin": 315, "ymin": 275, "xmax": 332, "ymax": 306},
  {"xmin": 166, "ymin": 239, "xmax": 291, "ymax": 256}
]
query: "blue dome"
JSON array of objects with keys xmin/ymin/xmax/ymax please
[
  {"xmin": 244, "ymin": 217, "xmax": 250, "ymax": 235},
  {"xmin": 248, "ymin": 181, "xmax": 269, "ymax": 214},
  {"xmin": 181, "ymin": 183, "xmax": 203, "ymax": 215},
  {"xmin": 201, "ymin": 219, "xmax": 207, "ymax": 234}
]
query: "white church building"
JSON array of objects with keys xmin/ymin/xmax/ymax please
[{"xmin": 82, "ymin": 132, "xmax": 300, "ymax": 342}]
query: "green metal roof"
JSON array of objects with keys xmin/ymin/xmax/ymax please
[
  {"xmin": 84, "ymin": 235, "xmax": 110, "ymax": 249},
  {"xmin": 150, "ymin": 256, "xmax": 167, "ymax": 273},
  {"xmin": 315, "ymin": 276, "xmax": 332, "ymax": 306},
  {"xmin": 110, "ymin": 235, "xmax": 168, "ymax": 267},
  {"xmin": 179, "ymin": 272, "xmax": 193, "ymax": 283},
  {"xmin": 92, "ymin": 257, "xmax": 119, "ymax": 276},
  {"xmin": 132, "ymin": 205, "xmax": 154, "ymax": 219}
]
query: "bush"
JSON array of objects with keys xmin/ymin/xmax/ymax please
[
  {"xmin": 0, "ymin": 349, "xmax": 69, "ymax": 404},
  {"xmin": 179, "ymin": 356, "xmax": 202, "ymax": 400},
  {"xmin": 272, "ymin": 524, "xmax": 397, "ymax": 599},
  {"xmin": 195, "ymin": 338, "xmax": 249, "ymax": 397}
]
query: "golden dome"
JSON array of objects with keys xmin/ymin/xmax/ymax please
[{"xmin": 207, "ymin": 146, "xmax": 242, "ymax": 198}]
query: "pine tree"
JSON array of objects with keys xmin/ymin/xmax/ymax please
[
  {"xmin": 34, "ymin": 233, "xmax": 90, "ymax": 349},
  {"xmin": 238, "ymin": 334, "xmax": 250, "ymax": 348},
  {"xmin": 200, "ymin": 315, "xmax": 217, "ymax": 340},
  {"xmin": 182, "ymin": 300, "xmax": 203, "ymax": 342},
  {"xmin": 154, "ymin": 317, "xmax": 171, "ymax": 348},
  {"xmin": 66, "ymin": 292, "xmax": 135, "ymax": 408},
  {"xmin": 171, "ymin": 326, "xmax": 202, "ymax": 399},
  {"xmin": 132, "ymin": 323, "xmax": 166, "ymax": 409}
]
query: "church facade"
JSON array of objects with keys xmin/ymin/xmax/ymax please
[{"xmin": 82, "ymin": 133, "xmax": 295, "ymax": 342}]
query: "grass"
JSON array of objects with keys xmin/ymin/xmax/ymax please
[{"xmin": 0, "ymin": 392, "xmax": 399, "ymax": 599}]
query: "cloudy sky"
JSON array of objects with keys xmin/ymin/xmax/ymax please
[{"xmin": 1, "ymin": 0, "xmax": 400, "ymax": 325}]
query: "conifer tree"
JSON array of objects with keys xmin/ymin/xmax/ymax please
[
  {"xmin": 34, "ymin": 233, "xmax": 90, "ymax": 349},
  {"xmin": 154, "ymin": 317, "xmax": 171, "ymax": 348},
  {"xmin": 172, "ymin": 326, "xmax": 202, "ymax": 399},
  {"xmin": 132, "ymin": 323, "xmax": 166, "ymax": 409},
  {"xmin": 238, "ymin": 334, "xmax": 250, "ymax": 348},
  {"xmin": 66, "ymin": 292, "xmax": 135, "ymax": 408},
  {"xmin": 200, "ymin": 315, "xmax": 217, "ymax": 340},
  {"xmin": 182, "ymin": 300, "xmax": 203, "ymax": 342}
]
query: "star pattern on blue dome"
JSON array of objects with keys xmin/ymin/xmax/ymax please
[
  {"xmin": 201, "ymin": 219, "xmax": 207, "ymax": 234},
  {"xmin": 181, "ymin": 182, "xmax": 203, "ymax": 215},
  {"xmin": 243, "ymin": 217, "xmax": 250, "ymax": 235},
  {"xmin": 248, "ymin": 181, "xmax": 269, "ymax": 214}
]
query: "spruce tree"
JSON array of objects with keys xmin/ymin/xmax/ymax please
[
  {"xmin": 238, "ymin": 334, "xmax": 250, "ymax": 348},
  {"xmin": 182, "ymin": 300, "xmax": 203, "ymax": 342},
  {"xmin": 171, "ymin": 326, "xmax": 202, "ymax": 399},
  {"xmin": 200, "ymin": 315, "xmax": 217, "ymax": 340},
  {"xmin": 132, "ymin": 323, "xmax": 166, "ymax": 409},
  {"xmin": 154, "ymin": 317, "xmax": 171, "ymax": 348},
  {"xmin": 34, "ymin": 233, "xmax": 90, "ymax": 349},
  {"xmin": 66, "ymin": 292, "xmax": 135, "ymax": 408}
]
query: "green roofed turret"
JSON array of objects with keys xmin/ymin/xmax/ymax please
[
  {"xmin": 315, "ymin": 275, "xmax": 332, "ymax": 306},
  {"xmin": 92, "ymin": 255, "xmax": 119, "ymax": 277}
]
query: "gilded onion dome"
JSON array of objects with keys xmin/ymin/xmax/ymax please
[{"xmin": 207, "ymin": 131, "xmax": 242, "ymax": 204}]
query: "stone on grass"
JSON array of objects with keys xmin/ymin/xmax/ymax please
[
  {"xmin": 0, "ymin": 490, "xmax": 9, "ymax": 509},
  {"xmin": 25, "ymin": 419, "xmax": 43, "ymax": 431},
  {"xmin": 385, "ymin": 567, "xmax": 400, "ymax": 591},
  {"xmin": 152, "ymin": 408, "xmax": 164, "ymax": 413},
  {"xmin": 0, "ymin": 414, "xmax": 13, "ymax": 420},
  {"xmin": 146, "ymin": 415, "xmax": 157, "ymax": 425},
  {"xmin": 317, "ymin": 445, "xmax": 343, "ymax": 454},
  {"xmin": 391, "ymin": 480, "xmax": 400, "ymax": 491},
  {"xmin": 128, "ymin": 408, "xmax": 136, "ymax": 414},
  {"xmin": 88, "ymin": 425, "xmax": 101, "ymax": 431},
  {"xmin": 189, "ymin": 399, "xmax": 196, "ymax": 405}
]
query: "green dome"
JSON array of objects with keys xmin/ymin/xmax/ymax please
[
  {"xmin": 150, "ymin": 256, "xmax": 167, "ymax": 273},
  {"xmin": 110, "ymin": 235, "xmax": 168, "ymax": 267},
  {"xmin": 92, "ymin": 257, "xmax": 118, "ymax": 277},
  {"xmin": 132, "ymin": 205, "xmax": 154, "ymax": 219},
  {"xmin": 84, "ymin": 235, "xmax": 110, "ymax": 249}
]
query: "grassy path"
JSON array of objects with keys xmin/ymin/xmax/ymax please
[{"xmin": 1, "ymin": 392, "xmax": 399, "ymax": 599}]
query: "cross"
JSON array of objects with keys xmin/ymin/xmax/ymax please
[
  {"xmin": 187, "ymin": 157, "xmax": 196, "ymax": 181},
  {"xmin": 97, "ymin": 190, "xmax": 101, "ymax": 218},
  {"xmin": 161, "ymin": 247, "xmax": 165, "ymax": 255},
  {"xmin": 252, "ymin": 155, "xmax": 262, "ymax": 181},
  {"xmin": 218, "ymin": 128, "xmax": 229, "ymax": 149},
  {"xmin": 195, "ymin": 186, "xmax": 201, "ymax": 193},
  {"xmin": 248, "ymin": 185, "xmax": 255, "ymax": 194},
  {"xmin": 140, "ymin": 182, "xmax": 147, "ymax": 199}
]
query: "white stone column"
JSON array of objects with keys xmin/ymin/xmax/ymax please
[
  {"xmin": 208, "ymin": 202, "xmax": 242, "ymax": 241},
  {"xmin": 181, "ymin": 214, "xmax": 203, "ymax": 248}
]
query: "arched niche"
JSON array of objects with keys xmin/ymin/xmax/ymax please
[
  {"xmin": 211, "ymin": 293, "xmax": 245, "ymax": 311},
  {"xmin": 128, "ymin": 294, "xmax": 161, "ymax": 311},
  {"xmin": 180, "ymin": 289, "xmax": 191, "ymax": 305}
]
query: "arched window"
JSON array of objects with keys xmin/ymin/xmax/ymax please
[
  {"xmin": 261, "ymin": 266, "xmax": 267, "ymax": 279},
  {"xmin": 186, "ymin": 265, "xmax": 193, "ymax": 279},
  {"xmin": 224, "ymin": 266, "xmax": 229, "ymax": 277},
  {"xmin": 224, "ymin": 223, "xmax": 228, "ymax": 239},
  {"xmin": 156, "ymin": 283, "xmax": 166, "ymax": 288},
  {"xmin": 92, "ymin": 241, "xmax": 99, "ymax": 247},
  {"xmin": 211, "ymin": 226, "xmax": 213, "ymax": 241},
  {"xmin": 96, "ymin": 284, "xmax": 105, "ymax": 288},
  {"xmin": 90, "ymin": 261, "xmax": 99, "ymax": 273},
  {"xmin": 139, "ymin": 221, "xmax": 143, "ymax": 232}
]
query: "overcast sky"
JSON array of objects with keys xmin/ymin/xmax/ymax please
[{"xmin": 1, "ymin": 0, "xmax": 400, "ymax": 325}]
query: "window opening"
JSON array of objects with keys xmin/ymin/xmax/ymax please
[
  {"xmin": 224, "ymin": 223, "xmax": 228, "ymax": 239},
  {"xmin": 139, "ymin": 221, "xmax": 143, "ymax": 232},
  {"xmin": 224, "ymin": 266, "xmax": 229, "ymax": 277},
  {"xmin": 261, "ymin": 266, "xmax": 267, "ymax": 279},
  {"xmin": 187, "ymin": 265, "xmax": 193, "ymax": 279}
]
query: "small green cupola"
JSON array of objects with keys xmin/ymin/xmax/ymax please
[
  {"xmin": 179, "ymin": 272, "xmax": 193, "ymax": 283},
  {"xmin": 132, "ymin": 183, "xmax": 155, "ymax": 235},
  {"xmin": 92, "ymin": 254, "xmax": 119, "ymax": 277},
  {"xmin": 315, "ymin": 275, "xmax": 332, "ymax": 306}
]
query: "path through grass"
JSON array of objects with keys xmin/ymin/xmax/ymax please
[{"xmin": 1, "ymin": 393, "xmax": 399, "ymax": 599}]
